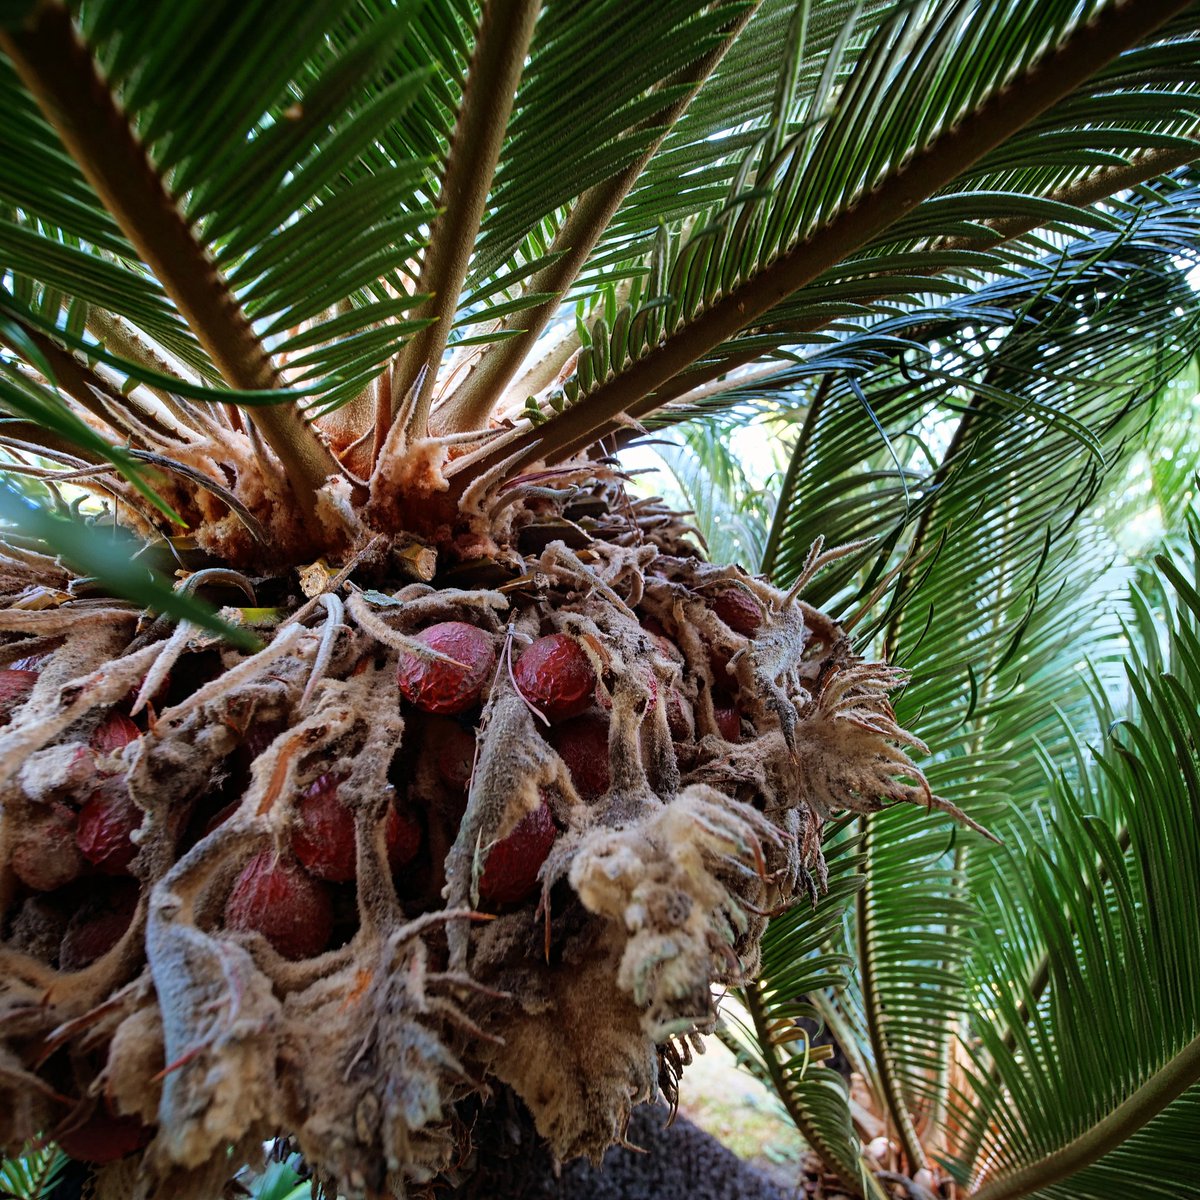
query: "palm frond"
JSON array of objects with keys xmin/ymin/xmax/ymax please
[
  {"xmin": 710, "ymin": 177, "xmax": 1200, "ymax": 1186},
  {"xmin": 722, "ymin": 832, "xmax": 871, "ymax": 1191},
  {"xmin": 454, "ymin": 0, "xmax": 1199, "ymax": 479},
  {"xmin": 947, "ymin": 519, "xmax": 1200, "ymax": 1198},
  {"xmin": 1, "ymin": 0, "xmax": 448, "ymax": 497},
  {"xmin": 0, "ymin": 1143, "xmax": 66, "ymax": 1200}
]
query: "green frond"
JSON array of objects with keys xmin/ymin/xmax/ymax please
[
  {"xmin": 722, "ymin": 832, "xmax": 870, "ymax": 1190},
  {"xmin": 0, "ymin": 1143, "xmax": 67, "ymax": 1200},
  {"xmin": 472, "ymin": 0, "xmax": 1200, "ymax": 474},
  {"xmin": 946, "ymin": 522, "xmax": 1200, "ymax": 1198},
  {"xmin": 1, "ymin": 0, "xmax": 439, "ymax": 409}
]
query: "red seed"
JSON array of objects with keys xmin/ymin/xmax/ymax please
[
  {"xmin": 10, "ymin": 802, "xmax": 83, "ymax": 891},
  {"xmin": 714, "ymin": 698, "xmax": 742, "ymax": 743},
  {"xmin": 478, "ymin": 801, "xmax": 557, "ymax": 906},
  {"xmin": 397, "ymin": 622, "xmax": 495, "ymax": 715},
  {"xmin": 514, "ymin": 633, "xmax": 596, "ymax": 722},
  {"xmin": 57, "ymin": 1107, "xmax": 153, "ymax": 1164},
  {"xmin": 712, "ymin": 586, "xmax": 763, "ymax": 637},
  {"xmin": 60, "ymin": 881, "xmax": 139, "ymax": 970},
  {"xmin": 90, "ymin": 711, "xmax": 140, "ymax": 756},
  {"xmin": 664, "ymin": 687, "xmax": 693, "ymax": 741},
  {"xmin": 76, "ymin": 785, "xmax": 143, "ymax": 876},
  {"xmin": 387, "ymin": 802, "xmax": 422, "ymax": 870},
  {"xmin": 0, "ymin": 668, "xmax": 37, "ymax": 725},
  {"xmin": 224, "ymin": 849, "xmax": 334, "ymax": 960},
  {"xmin": 240, "ymin": 712, "xmax": 287, "ymax": 762},
  {"xmin": 292, "ymin": 774, "xmax": 356, "ymax": 882},
  {"xmin": 293, "ymin": 775, "xmax": 422, "ymax": 881},
  {"xmin": 548, "ymin": 713, "xmax": 610, "ymax": 801},
  {"xmin": 430, "ymin": 718, "xmax": 477, "ymax": 792}
]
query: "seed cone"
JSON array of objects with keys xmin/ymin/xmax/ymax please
[{"xmin": 0, "ymin": 486, "xmax": 977, "ymax": 1199}]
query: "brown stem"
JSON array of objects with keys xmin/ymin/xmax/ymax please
[
  {"xmin": 386, "ymin": 0, "xmax": 542, "ymax": 443},
  {"xmin": 555, "ymin": 137, "xmax": 1200, "ymax": 465},
  {"xmin": 1, "ymin": 2, "xmax": 337, "ymax": 519},
  {"xmin": 85, "ymin": 309, "xmax": 233, "ymax": 444},
  {"xmin": 433, "ymin": 2, "xmax": 759, "ymax": 436},
  {"xmin": 450, "ymin": 2, "xmax": 1194, "ymax": 486}
]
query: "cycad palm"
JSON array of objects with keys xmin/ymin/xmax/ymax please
[{"xmin": 0, "ymin": 1, "xmax": 1198, "ymax": 1197}]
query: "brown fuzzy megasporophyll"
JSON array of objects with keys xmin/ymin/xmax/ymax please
[{"xmin": 0, "ymin": 487, "xmax": 986, "ymax": 1200}]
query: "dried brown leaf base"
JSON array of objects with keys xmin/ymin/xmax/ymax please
[{"xmin": 0, "ymin": 522, "xmax": 966, "ymax": 1199}]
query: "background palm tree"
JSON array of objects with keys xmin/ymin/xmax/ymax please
[{"xmin": 1, "ymin": 1, "xmax": 1199, "ymax": 1198}]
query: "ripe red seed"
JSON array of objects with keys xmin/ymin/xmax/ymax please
[
  {"xmin": 77, "ymin": 784, "xmax": 143, "ymax": 876},
  {"xmin": 293, "ymin": 775, "xmax": 422, "ymax": 882},
  {"xmin": 712, "ymin": 586, "xmax": 763, "ymax": 637},
  {"xmin": 387, "ymin": 802, "xmax": 422, "ymax": 869},
  {"xmin": 714, "ymin": 699, "xmax": 742, "ymax": 743},
  {"xmin": 478, "ymin": 801, "xmax": 557, "ymax": 906},
  {"xmin": 0, "ymin": 668, "xmax": 37, "ymax": 725},
  {"xmin": 57, "ymin": 1107, "xmax": 153, "ymax": 1164},
  {"xmin": 397, "ymin": 622, "xmax": 495, "ymax": 715},
  {"xmin": 430, "ymin": 718, "xmax": 477, "ymax": 792},
  {"xmin": 292, "ymin": 774, "xmax": 356, "ymax": 882},
  {"xmin": 548, "ymin": 713, "xmax": 610, "ymax": 801},
  {"xmin": 514, "ymin": 633, "xmax": 596, "ymax": 722},
  {"xmin": 90, "ymin": 711, "xmax": 141, "ymax": 756},
  {"xmin": 224, "ymin": 849, "xmax": 334, "ymax": 960},
  {"xmin": 241, "ymin": 713, "xmax": 286, "ymax": 761},
  {"xmin": 60, "ymin": 880, "xmax": 139, "ymax": 970},
  {"xmin": 11, "ymin": 802, "xmax": 83, "ymax": 891}
]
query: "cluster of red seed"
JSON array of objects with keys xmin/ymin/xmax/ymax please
[
  {"xmin": 2, "ymin": 579, "xmax": 768, "ymax": 1170},
  {"xmin": 6, "ymin": 582, "xmax": 761, "ymax": 964},
  {"xmin": 2, "ymin": 660, "xmax": 145, "ymax": 967},
  {"xmin": 378, "ymin": 585, "xmax": 761, "ymax": 911}
]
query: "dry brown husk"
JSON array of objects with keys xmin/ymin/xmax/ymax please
[{"xmin": 0, "ymin": 506, "xmax": 977, "ymax": 1199}]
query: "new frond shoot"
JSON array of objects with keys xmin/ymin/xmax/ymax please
[{"xmin": 0, "ymin": 0, "xmax": 1196, "ymax": 1196}]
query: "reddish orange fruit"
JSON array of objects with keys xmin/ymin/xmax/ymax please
[
  {"xmin": 387, "ymin": 801, "xmax": 423, "ymax": 869},
  {"xmin": 713, "ymin": 698, "xmax": 742, "ymax": 743},
  {"xmin": 430, "ymin": 718, "xmax": 477, "ymax": 792},
  {"xmin": 664, "ymin": 686, "xmax": 693, "ymax": 741},
  {"xmin": 293, "ymin": 775, "xmax": 422, "ymax": 882},
  {"xmin": 478, "ymin": 801, "xmax": 557, "ymax": 906},
  {"xmin": 90, "ymin": 710, "xmax": 140, "ymax": 755},
  {"xmin": 397, "ymin": 622, "xmax": 495, "ymax": 715},
  {"xmin": 712, "ymin": 586, "xmax": 763, "ymax": 637},
  {"xmin": 224, "ymin": 849, "xmax": 334, "ymax": 959},
  {"xmin": 514, "ymin": 633, "xmax": 595, "ymax": 722},
  {"xmin": 76, "ymin": 786, "xmax": 143, "ymax": 875},
  {"xmin": 57, "ymin": 1106, "xmax": 153, "ymax": 1164},
  {"xmin": 548, "ymin": 713, "xmax": 610, "ymax": 801},
  {"xmin": 292, "ymin": 774, "xmax": 356, "ymax": 882}
]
